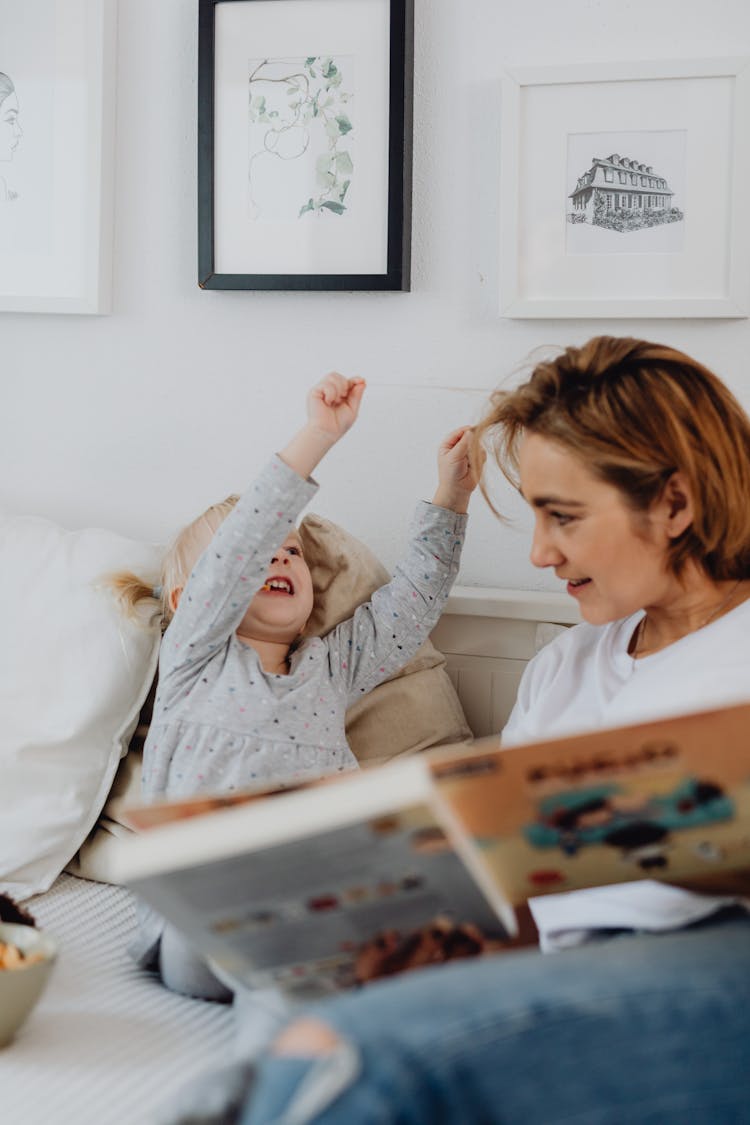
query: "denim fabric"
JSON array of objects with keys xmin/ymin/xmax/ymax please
[
  {"xmin": 241, "ymin": 913, "xmax": 750, "ymax": 1125},
  {"xmin": 241, "ymin": 1058, "xmax": 315, "ymax": 1125},
  {"xmin": 240, "ymin": 1048, "xmax": 360, "ymax": 1125}
]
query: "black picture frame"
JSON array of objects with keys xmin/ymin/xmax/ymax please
[{"xmin": 198, "ymin": 0, "xmax": 413, "ymax": 291}]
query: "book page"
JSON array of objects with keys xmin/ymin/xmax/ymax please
[
  {"xmin": 432, "ymin": 703, "xmax": 750, "ymax": 907},
  {"xmin": 131, "ymin": 802, "xmax": 511, "ymax": 998}
]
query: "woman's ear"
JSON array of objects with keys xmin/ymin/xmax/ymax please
[
  {"xmin": 656, "ymin": 472, "xmax": 694, "ymax": 540},
  {"xmin": 169, "ymin": 586, "xmax": 183, "ymax": 613}
]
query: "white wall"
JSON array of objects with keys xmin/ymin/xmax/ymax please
[{"xmin": 3, "ymin": 0, "xmax": 750, "ymax": 591}]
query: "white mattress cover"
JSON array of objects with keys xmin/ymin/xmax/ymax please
[{"xmin": 1, "ymin": 873, "xmax": 234, "ymax": 1124}]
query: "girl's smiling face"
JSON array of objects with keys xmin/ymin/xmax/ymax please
[
  {"xmin": 518, "ymin": 433, "xmax": 680, "ymax": 625},
  {"xmin": 1, "ymin": 93, "xmax": 21, "ymax": 162},
  {"xmin": 238, "ymin": 533, "xmax": 314, "ymax": 644}
]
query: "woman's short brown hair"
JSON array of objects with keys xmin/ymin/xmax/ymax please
[{"xmin": 473, "ymin": 336, "xmax": 750, "ymax": 581}]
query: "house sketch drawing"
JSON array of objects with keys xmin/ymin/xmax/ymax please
[{"xmin": 568, "ymin": 152, "xmax": 683, "ymax": 232}]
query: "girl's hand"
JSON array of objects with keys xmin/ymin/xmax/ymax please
[
  {"xmin": 279, "ymin": 373, "xmax": 366, "ymax": 480},
  {"xmin": 432, "ymin": 426, "xmax": 482, "ymax": 513},
  {"xmin": 307, "ymin": 373, "xmax": 366, "ymax": 441}
]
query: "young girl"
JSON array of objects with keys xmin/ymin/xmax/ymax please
[{"xmin": 116, "ymin": 372, "xmax": 477, "ymax": 999}]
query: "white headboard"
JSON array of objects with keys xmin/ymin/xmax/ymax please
[{"xmin": 431, "ymin": 586, "xmax": 580, "ymax": 738}]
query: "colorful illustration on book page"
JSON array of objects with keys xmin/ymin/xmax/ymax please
[
  {"xmin": 433, "ymin": 705, "xmax": 750, "ymax": 904},
  {"xmin": 145, "ymin": 802, "xmax": 508, "ymax": 1000}
]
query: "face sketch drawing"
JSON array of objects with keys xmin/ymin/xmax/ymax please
[{"xmin": 0, "ymin": 72, "xmax": 22, "ymax": 200}]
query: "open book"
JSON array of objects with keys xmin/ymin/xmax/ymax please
[{"xmin": 113, "ymin": 702, "xmax": 750, "ymax": 997}]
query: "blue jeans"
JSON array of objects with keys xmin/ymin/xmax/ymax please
[{"xmin": 240, "ymin": 912, "xmax": 750, "ymax": 1124}]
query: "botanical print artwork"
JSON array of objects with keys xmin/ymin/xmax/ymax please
[
  {"xmin": 247, "ymin": 55, "xmax": 354, "ymax": 223},
  {"xmin": 0, "ymin": 71, "xmax": 22, "ymax": 202},
  {"xmin": 566, "ymin": 130, "xmax": 686, "ymax": 255}
]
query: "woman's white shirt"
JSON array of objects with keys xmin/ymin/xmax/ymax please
[
  {"xmin": 502, "ymin": 598, "xmax": 750, "ymax": 950},
  {"xmin": 504, "ymin": 599, "xmax": 750, "ymax": 748}
]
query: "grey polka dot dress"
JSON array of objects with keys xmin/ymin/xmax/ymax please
[{"xmin": 131, "ymin": 456, "xmax": 467, "ymax": 965}]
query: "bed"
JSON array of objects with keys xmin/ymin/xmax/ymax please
[
  {"xmin": 2, "ymin": 874, "xmax": 235, "ymax": 1124},
  {"xmin": 0, "ymin": 498, "xmax": 576, "ymax": 1125}
]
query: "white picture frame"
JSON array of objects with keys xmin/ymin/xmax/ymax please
[
  {"xmin": 0, "ymin": 0, "xmax": 117, "ymax": 315},
  {"xmin": 499, "ymin": 58, "xmax": 750, "ymax": 319}
]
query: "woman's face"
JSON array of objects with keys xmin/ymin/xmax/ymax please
[
  {"xmin": 518, "ymin": 433, "xmax": 677, "ymax": 625},
  {"xmin": 0, "ymin": 92, "xmax": 21, "ymax": 162}
]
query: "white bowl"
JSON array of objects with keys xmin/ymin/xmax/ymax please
[{"xmin": 0, "ymin": 922, "xmax": 58, "ymax": 1047}]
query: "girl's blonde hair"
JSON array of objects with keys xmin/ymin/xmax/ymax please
[
  {"xmin": 472, "ymin": 336, "xmax": 750, "ymax": 582},
  {"xmin": 109, "ymin": 494, "xmax": 239, "ymax": 628}
]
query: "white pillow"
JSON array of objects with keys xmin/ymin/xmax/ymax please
[{"xmin": 0, "ymin": 514, "xmax": 162, "ymax": 899}]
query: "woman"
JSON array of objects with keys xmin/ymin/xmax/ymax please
[{"xmin": 238, "ymin": 337, "xmax": 750, "ymax": 1125}]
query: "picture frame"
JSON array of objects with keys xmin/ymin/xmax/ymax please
[
  {"xmin": 499, "ymin": 58, "xmax": 750, "ymax": 319},
  {"xmin": 0, "ymin": 0, "xmax": 117, "ymax": 315},
  {"xmin": 198, "ymin": 0, "xmax": 414, "ymax": 291}
]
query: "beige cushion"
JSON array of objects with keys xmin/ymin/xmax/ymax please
[
  {"xmin": 66, "ymin": 732, "xmax": 147, "ymax": 883},
  {"xmin": 71, "ymin": 513, "xmax": 471, "ymax": 881}
]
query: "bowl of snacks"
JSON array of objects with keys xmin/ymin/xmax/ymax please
[{"xmin": 0, "ymin": 896, "xmax": 58, "ymax": 1048}]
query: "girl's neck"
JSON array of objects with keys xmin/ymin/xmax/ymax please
[
  {"xmin": 631, "ymin": 569, "xmax": 750, "ymax": 658},
  {"xmin": 235, "ymin": 632, "xmax": 292, "ymax": 675}
]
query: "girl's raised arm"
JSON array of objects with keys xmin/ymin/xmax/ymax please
[{"xmin": 280, "ymin": 373, "xmax": 366, "ymax": 480}]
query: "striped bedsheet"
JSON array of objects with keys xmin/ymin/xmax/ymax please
[{"xmin": 1, "ymin": 873, "xmax": 234, "ymax": 1124}]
